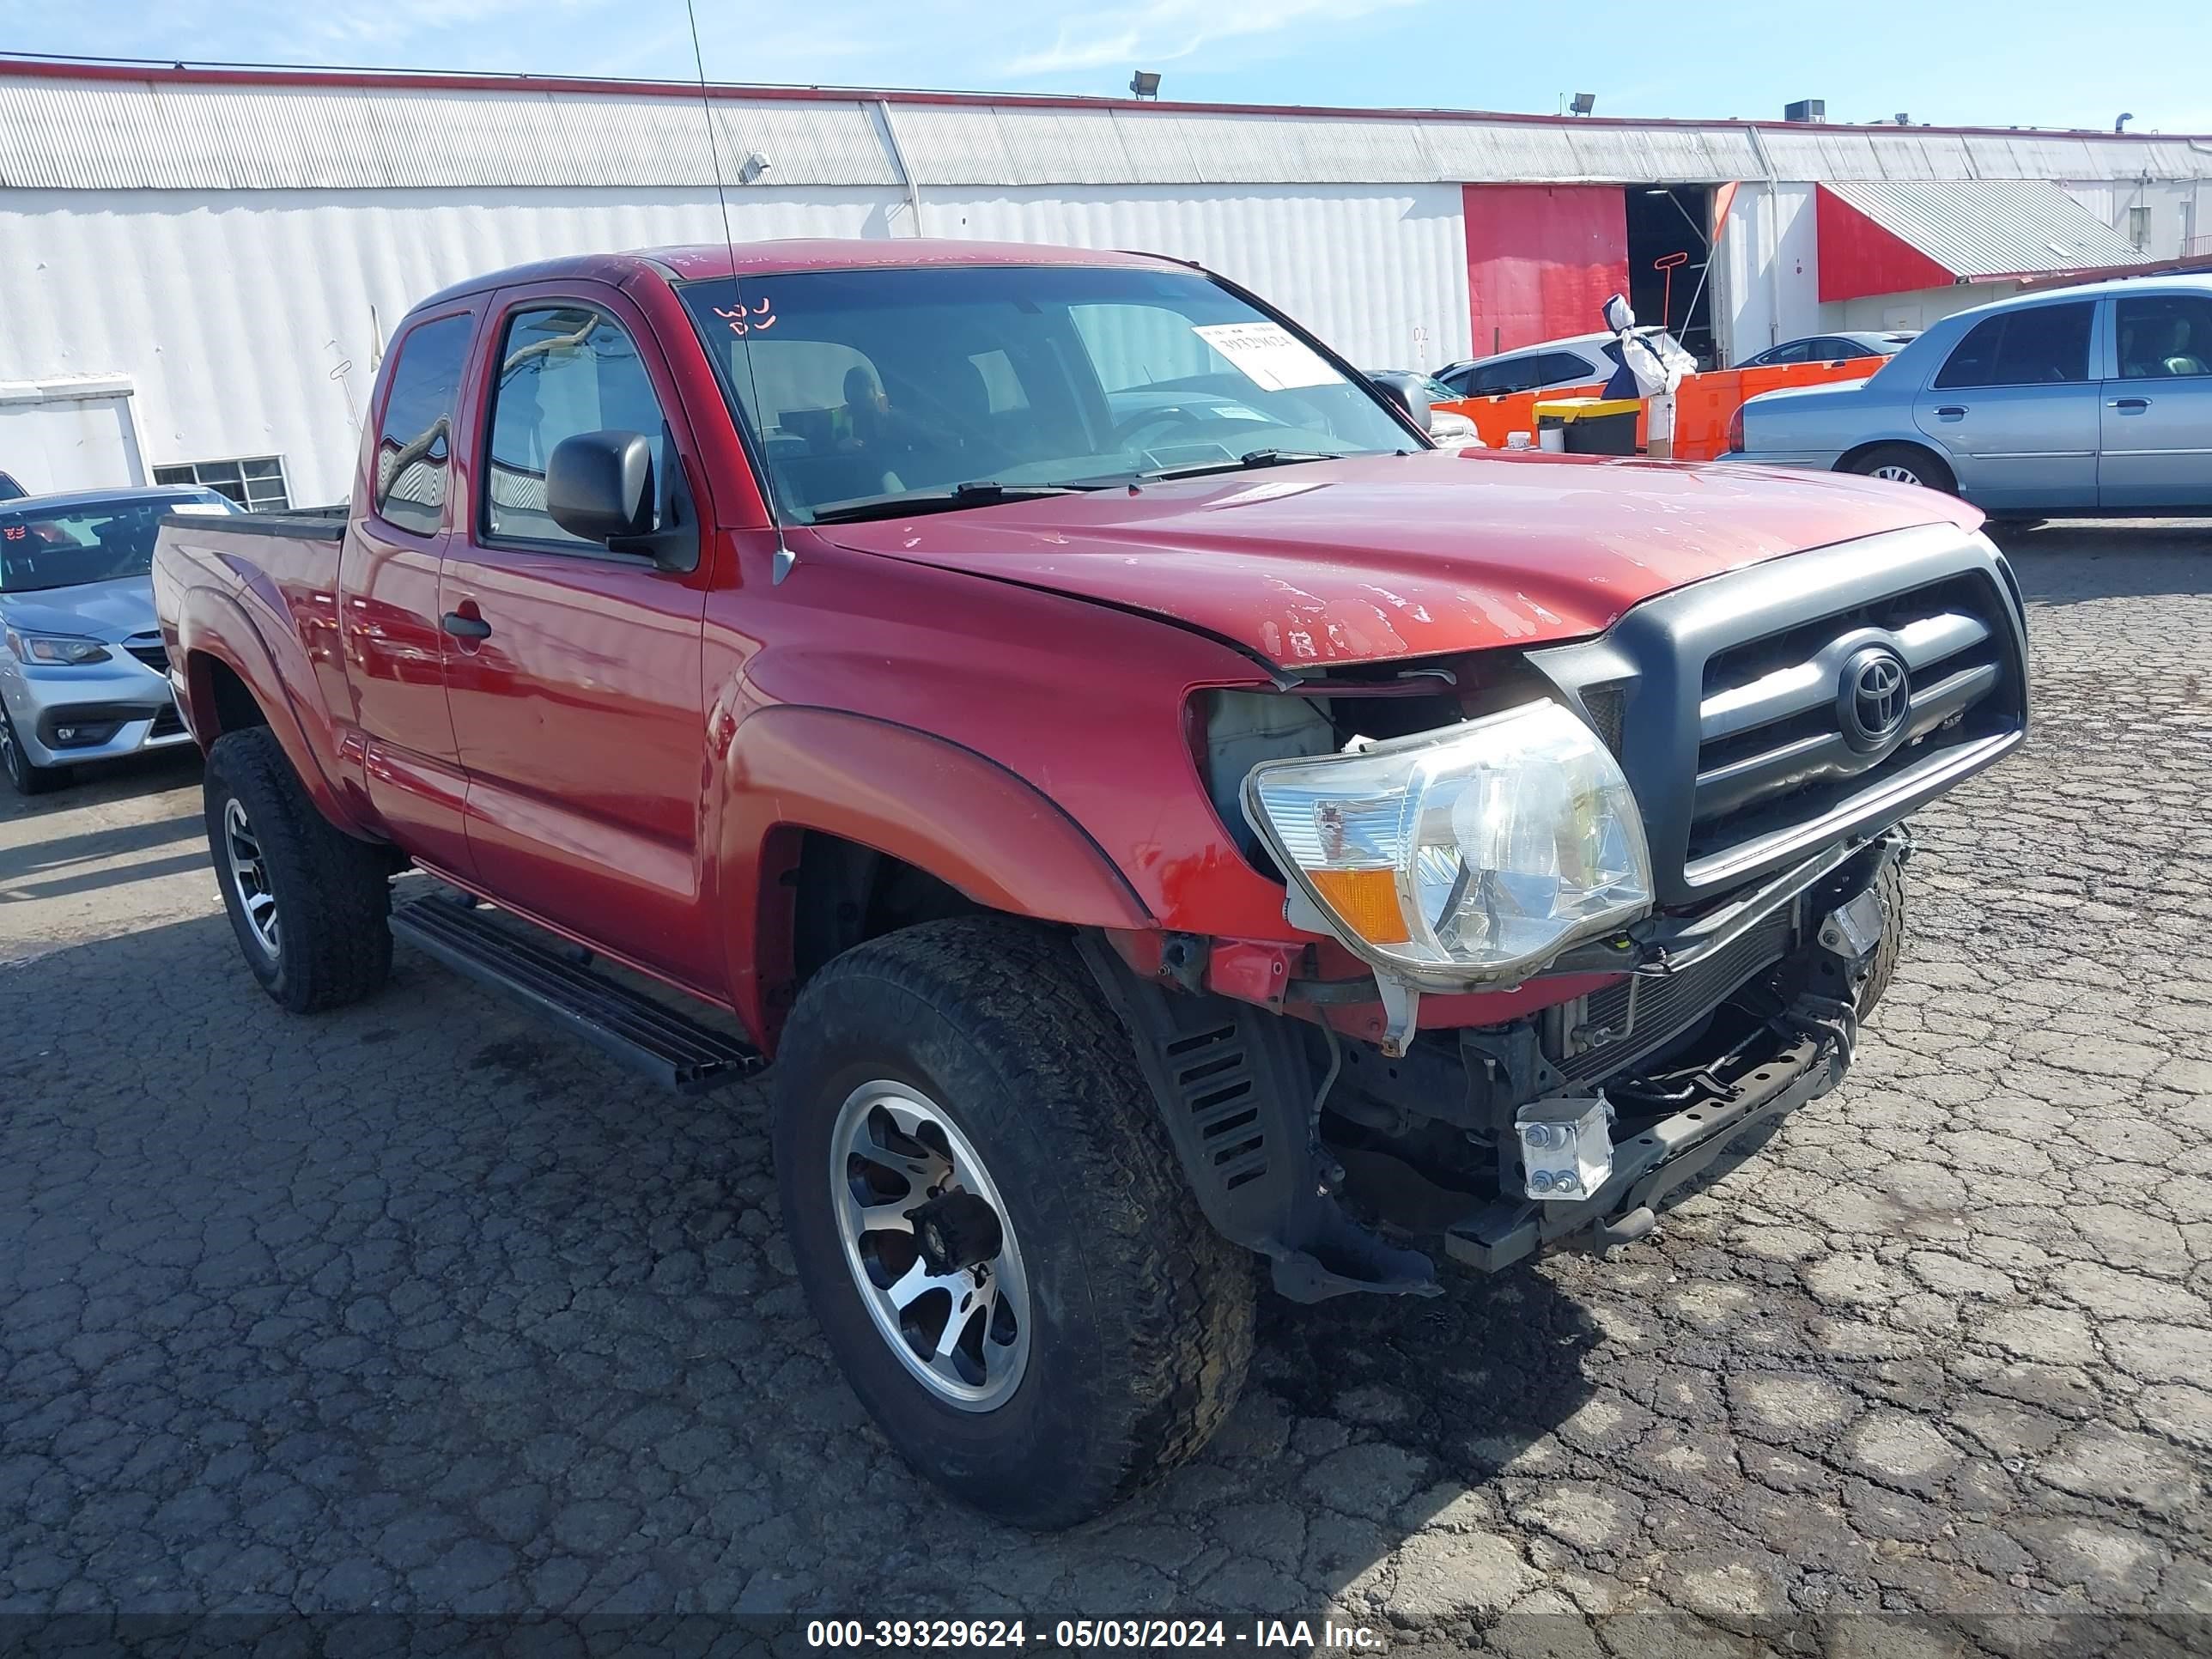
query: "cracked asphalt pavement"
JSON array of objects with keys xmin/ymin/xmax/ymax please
[{"xmin": 3, "ymin": 521, "xmax": 2209, "ymax": 1656}]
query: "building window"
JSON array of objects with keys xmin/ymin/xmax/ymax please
[
  {"xmin": 153, "ymin": 456, "xmax": 290, "ymax": 511},
  {"xmin": 2128, "ymin": 203, "xmax": 2150, "ymax": 252}
]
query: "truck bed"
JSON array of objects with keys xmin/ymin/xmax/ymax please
[{"xmin": 161, "ymin": 503, "xmax": 348, "ymax": 540}]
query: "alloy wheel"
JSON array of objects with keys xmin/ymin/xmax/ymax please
[
  {"xmin": 1870, "ymin": 462, "xmax": 1923, "ymax": 485},
  {"xmin": 222, "ymin": 795, "xmax": 280, "ymax": 958},
  {"xmin": 830, "ymin": 1080, "xmax": 1030, "ymax": 1411}
]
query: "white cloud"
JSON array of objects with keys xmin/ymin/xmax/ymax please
[{"xmin": 1004, "ymin": 0, "xmax": 1417, "ymax": 76}]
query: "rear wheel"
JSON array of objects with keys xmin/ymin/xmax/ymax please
[
  {"xmin": 204, "ymin": 726, "xmax": 392, "ymax": 1012},
  {"xmin": 1, "ymin": 704, "xmax": 66, "ymax": 796},
  {"xmin": 773, "ymin": 917, "xmax": 1255, "ymax": 1529},
  {"xmin": 1841, "ymin": 443, "xmax": 1956, "ymax": 495}
]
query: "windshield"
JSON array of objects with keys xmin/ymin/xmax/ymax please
[
  {"xmin": 0, "ymin": 493, "xmax": 232, "ymax": 593},
  {"xmin": 678, "ymin": 264, "xmax": 1418, "ymax": 524}
]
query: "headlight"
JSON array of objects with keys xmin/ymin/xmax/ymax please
[
  {"xmin": 1243, "ymin": 699, "xmax": 1652, "ymax": 984},
  {"xmin": 6, "ymin": 629, "xmax": 112, "ymax": 665}
]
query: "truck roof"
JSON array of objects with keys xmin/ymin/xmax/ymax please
[{"xmin": 419, "ymin": 239, "xmax": 1183, "ymax": 307}]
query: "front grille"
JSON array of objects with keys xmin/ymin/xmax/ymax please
[
  {"xmin": 1525, "ymin": 527, "xmax": 2029, "ymax": 904},
  {"xmin": 149, "ymin": 704, "xmax": 185, "ymax": 738},
  {"xmin": 125, "ymin": 641, "xmax": 168, "ymax": 672},
  {"xmin": 1551, "ymin": 905, "xmax": 1794, "ymax": 1084},
  {"xmin": 1686, "ymin": 573, "xmax": 2014, "ymax": 873}
]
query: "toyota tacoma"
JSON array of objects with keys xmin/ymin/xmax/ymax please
[{"xmin": 153, "ymin": 240, "xmax": 2027, "ymax": 1528}]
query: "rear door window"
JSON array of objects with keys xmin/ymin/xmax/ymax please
[
  {"xmin": 1990, "ymin": 304, "xmax": 2092, "ymax": 385},
  {"xmin": 374, "ymin": 314, "xmax": 474, "ymax": 536},
  {"xmin": 1934, "ymin": 304, "xmax": 2094, "ymax": 389}
]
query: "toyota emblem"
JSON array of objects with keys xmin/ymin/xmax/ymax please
[{"xmin": 1838, "ymin": 647, "xmax": 1910, "ymax": 752}]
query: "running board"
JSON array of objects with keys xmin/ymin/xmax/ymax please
[{"xmin": 390, "ymin": 896, "xmax": 763, "ymax": 1093}]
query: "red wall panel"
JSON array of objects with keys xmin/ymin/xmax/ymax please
[
  {"xmin": 1462, "ymin": 185, "xmax": 1631, "ymax": 356},
  {"xmin": 1815, "ymin": 185, "xmax": 1956, "ymax": 303}
]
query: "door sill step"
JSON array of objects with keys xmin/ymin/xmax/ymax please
[{"xmin": 390, "ymin": 894, "xmax": 763, "ymax": 1092}]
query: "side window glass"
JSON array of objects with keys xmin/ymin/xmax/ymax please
[
  {"xmin": 2117, "ymin": 295, "xmax": 2212, "ymax": 380},
  {"xmin": 1932, "ymin": 316, "xmax": 2008, "ymax": 390},
  {"xmin": 374, "ymin": 314, "xmax": 473, "ymax": 536},
  {"xmin": 484, "ymin": 306, "xmax": 669, "ymax": 547},
  {"xmin": 1990, "ymin": 303, "xmax": 2093, "ymax": 386}
]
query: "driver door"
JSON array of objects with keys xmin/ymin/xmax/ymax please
[
  {"xmin": 2101, "ymin": 290, "xmax": 2212, "ymax": 509},
  {"xmin": 437, "ymin": 283, "xmax": 724, "ymax": 994}
]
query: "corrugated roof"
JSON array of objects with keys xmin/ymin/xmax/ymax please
[
  {"xmin": 1, "ymin": 63, "xmax": 2209, "ymax": 193},
  {"xmin": 1821, "ymin": 179, "xmax": 2142, "ymax": 279}
]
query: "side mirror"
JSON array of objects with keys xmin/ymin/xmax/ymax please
[
  {"xmin": 1367, "ymin": 371, "xmax": 1436, "ymax": 436},
  {"xmin": 545, "ymin": 428, "xmax": 698, "ymax": 572},
  {"xmin": 547, "ymin": 430, "xmax": 654, "ymax": 543}
]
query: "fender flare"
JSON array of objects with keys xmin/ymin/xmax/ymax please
[
  {"xmin": 174, "ymin": 583, "xmax": 375, "ymax": 840},
  {"xmin": 720, "ymin": 704, "xmax": 1154, "ymax": 1041}
]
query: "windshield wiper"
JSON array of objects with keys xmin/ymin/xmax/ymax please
[
  {"xmin": 806, "ymin": 480, "xmax": 1100, "ymax": 525},
  {"xmin": 1135, "ymin": 447, "xmax": 1352, "ymax": 483}
]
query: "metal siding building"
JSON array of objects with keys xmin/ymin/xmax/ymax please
[{"xmin": 2, "ymin": 60, "xmax": 2209, "ymax": 505}]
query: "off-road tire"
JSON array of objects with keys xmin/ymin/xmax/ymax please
[
  {"xmin": 204, "ymin": 726, "xmax": 392, "ymax": 1013},
  {"xmin": 773, "ymin": 916, "xmax": 1255, "ymax": 1529},
  {"xmin": 1841, "ymin": 442, "xmax": 1957, "ymax": 495},
  {"xmin": 1, "ymin": 703, "xmax": 66, "ymax": 796},
  {"xmin": 1856, "ymin": 858, "xmax": 1907, "ymax": 1020}
]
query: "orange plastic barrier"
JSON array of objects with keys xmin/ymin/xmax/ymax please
[
  {"xmin": 1669, "ymin": 358, "xmax": 1873, "ymax": 461},
  {"xmin": 1438, "ymin": 356, "xmax": 1876, "ymax": 461}
]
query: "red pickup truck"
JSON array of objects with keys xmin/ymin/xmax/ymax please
[{"xmin": 154, "ymin": 240, "xmax": 2027, "ymax": 1528}]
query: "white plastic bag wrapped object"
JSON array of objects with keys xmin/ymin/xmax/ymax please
[{"xmin": 1600, "ymin": 294, "xmax": 1696, "ymax": 398}]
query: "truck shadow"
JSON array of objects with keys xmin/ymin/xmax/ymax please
[
  {"xmin": 2, "ymin": 910, "xmax": 1600, "ymax": 1626},
  {"xmin": 1985, "ymin": 519, "xmax": 2212, "ymax": 605}
]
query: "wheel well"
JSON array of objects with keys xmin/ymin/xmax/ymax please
[
  {"xmin": 194, "ymin": 653, "xmax": 269, "ymax": 738},
  {"xmin": 1835, "ymin": 438, "xmax": 1943, "ymax": 476},
  {"xmin": 787, "ymin": 830, "xmax": 984, "ymax": 988}
]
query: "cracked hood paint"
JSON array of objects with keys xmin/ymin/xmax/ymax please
[{"xmin": 819, "ymin": 449, "xmax": 1981, "ymax": 668}]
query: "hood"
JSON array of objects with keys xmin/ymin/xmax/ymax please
[
  {"xmin": 818, "ymin": 450, "xmax": 1978, "ymax": 669},
  {"xmin": 0, "ymin": 575, "xmax": 156, "ymax": 642}
]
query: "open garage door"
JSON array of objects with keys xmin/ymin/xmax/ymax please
[
  {"xmin": 0, "ymin": 376, "xmax": 147, "ymax": 495},
  {"xmin": 1462, "ymin": 185, "xmax": 1630, "ymax": 359}
]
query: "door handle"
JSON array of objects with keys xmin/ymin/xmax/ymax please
[
  {"xmin": 441, "ymin": 611, "xmax": 492, "ymax": 641},
  {"xmin": 1933, "ymin": 405, "xmax": 1968, "ymax": 418},
  {"xmin": 2107, "ymin": 397, "xmax": 2151, "ymax": 410}
]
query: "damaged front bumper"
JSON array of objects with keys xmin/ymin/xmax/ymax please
[
  {"xmin": 1443, "ymin": 1027, "xmax": 1838, "ymax": 1273},
  {"xmin": 1085, "ymin": 830, "xmax": 1906, "ymax": 1304}
]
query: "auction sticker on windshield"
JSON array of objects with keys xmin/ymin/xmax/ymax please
[{"xmin": 1193, "ymin": 322, "xmax": 1340, "ymax": 392}]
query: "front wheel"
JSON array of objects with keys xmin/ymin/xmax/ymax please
[
  {"xmin": 204, "ymin": 726, "xmax": 392, "ymax": 1012},
  {"xmin": 1841, "ymin": 443, "xmax": 1956, "ymax": 495},
  {"xmin": 1855, "ymin": 858, "xmax": 1908, "ymax": 1021},
  {"xmin": 773, "ymin": 918, "xmax": 1255, "ymax": 1529},
  {"xmin": 1, "ymin": 703, "xmax": 66, "ymax": 796}
]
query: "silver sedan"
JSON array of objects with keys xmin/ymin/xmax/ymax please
[
  {"xmin": 0, "ymin": 485, "xmax": 237, "ymax": 793},
  {"xmin": 1723, "ymin": 274, "xmax": 2212, "ymax": 517}
]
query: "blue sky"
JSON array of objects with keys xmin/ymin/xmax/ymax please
[{"xmin": 7, "ymin": 0, "xmax": 2209, "ymax": 132}]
